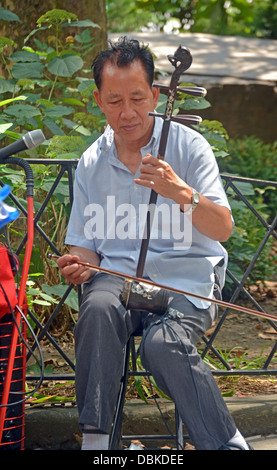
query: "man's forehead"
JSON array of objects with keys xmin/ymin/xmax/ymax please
[
  {"xmin": 101, "ymin": 60, "xmax": 149, "ymax": 86},
  {"xmin": 101, "ymin": 71, "xmax": 150, "ymax": 98},
  {"xmin": 107, "ymin": 89, "xmax": 145, "ymax": 98}
]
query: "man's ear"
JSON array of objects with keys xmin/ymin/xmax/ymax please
[
  {"xmin": 152, "ymin": 85, "xmax": 160, "ymax": 109},
  {"xmin": 93, "ymin": 89, "xmax": 104, "ymax": 111}
]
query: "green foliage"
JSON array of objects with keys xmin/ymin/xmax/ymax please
[
  {"xmin": 0, "ymin": 8, "xmax": 103, "ymax": 329},
  {"xmin": 107, "ymin": 0, "xmax": 277, "ymax": 39},
  {"xmin": 0, "ymin": 6, "xmax": 20, "ymax": 23},
  {"xmin": 218, "ymin": 136, "xmax": 277, "ymax": 217},
  {"xmin": 219, "ymin": 137, "xmax": 277, "ymax": 292},
  {"xmin": 0, "ymin": 8, "xmax": 102, "ymax": 151},
  {"xmin": 36, "ymin": 9, "xmax": 78, "ymax": 26},
  {"xmin": 219, "ymin": 136, "xmax": 277, "ymax": 182}
]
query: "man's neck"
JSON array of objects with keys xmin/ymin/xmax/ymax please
[
  {"xmin": 114, "ymin": 137, "xmax": 142, "ymax": 174},
  {"xmin": 114, "ymin": 133, "xmax": 152, "ymax": 174}
]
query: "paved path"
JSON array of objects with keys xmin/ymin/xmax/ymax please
[
  {"xmin": 25, "ymin": 395, "xmax": 277, "ymax": 450},
  {"xmin": 110, "ymin": 32, "xmax": 277, "ymax": 84}
]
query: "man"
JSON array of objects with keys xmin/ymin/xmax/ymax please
[{"xmin": 57, "ymin": 37, "xmax": 250, "ymax": 450}]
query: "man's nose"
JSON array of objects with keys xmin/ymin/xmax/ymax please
[{"xmin": 120, "ymin": 101, "xmax": 136, "ymax": 119}]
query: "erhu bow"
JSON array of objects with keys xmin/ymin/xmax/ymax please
[{"xmin": 48, "ymin": 254, "xmax": 277, "ymax": 323}]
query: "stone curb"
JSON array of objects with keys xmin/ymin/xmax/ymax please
[{"xmin": 24, "ymin": 395, "xmax": 277, "ymax": 450}]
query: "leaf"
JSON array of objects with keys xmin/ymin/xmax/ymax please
[
  {"xmin": 61, "ymin": 97, "xmax": 85, "ymax": 107},
  {"xmin": 134, "ymin": 376, "xmax": 149, "ymax": 403},
  {"xmin": 221, "ymin": 390, "xmax": 235, "ymax": 397},
  {"xmin": 77, "ymin": 79, "xmax": 96, "ymax": 96},
  {"xmin": 47, "ymin": 55, "xmax": 83, "ymax": 77},
  {"xmin": 32, "ymin": 299, "xmax": 52, "ymax": 306},
  {"xmin": 42, "ymin": 284, "xmax": 79, "ymax": 311},
  {"xmin": 74, "ymin": 125, "xmax": 91, "ymax": 136},
  {"xmin": 11, "ymin": 62, "xmax": 44, "ymax": 79},
  {"xmin": 229, "ymin": 181, "xmax": 255, "ymax": 196},
  {"xmin": 0, "ymin": 6, "xmax": 20, "ymax": 22},
  {"xmin": 0, "ymin": 123, "xmax": 13, "ymax": 133},
  {"xmin": 62, "ymin": 19, "xmax": 100, "ymax": 29},
  {"xmin": 4, "ymin": 103, "xmax": 41, "ymax": 119},
  {"xmin": 10, "ymin": 51, "xmax": 41, "ymax": 62},
  {"xmin": 181, "ymin": 97, "xmax": 211, "ymax": 110},
  {"xmin": 42, "ymin": 117, "xmax": 65, "ymax": 136},
  {"xmin": 0, "ymin": 95, "xmax": 27, "ymax": 107},
  {"xmin": 44, "ymin": 105, "xmax": 74, "ymax": 117},
  {"xmin": 0, "ymin": 78, "xmax": 18, "ymax": 94}
]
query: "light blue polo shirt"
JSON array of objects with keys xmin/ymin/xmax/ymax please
[{"xmin": 65, "ymin": 117, "xmax": 231, "ymax": 308}]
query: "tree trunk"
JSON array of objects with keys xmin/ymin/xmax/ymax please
[{"xmin": 1, "ymin": 0, "xmax": 107, "ymax": 59}]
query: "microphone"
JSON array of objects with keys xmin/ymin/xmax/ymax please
[{"xmin": 0, "ymin": 129, "xmax": 46, "ymax": 163}]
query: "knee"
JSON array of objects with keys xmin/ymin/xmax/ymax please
[
  {"xmin": 74, "ymin": 288, "xmax": 126, "ymax": 343},
  {"xmin": 140, "ymin": 320, "xmax": 196, "ymax": 372},
  {"xmin": 140, "ymin": 323, "xmax": 169, "ymax": 371}
]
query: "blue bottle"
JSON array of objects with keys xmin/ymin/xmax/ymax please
[{"xmin": 0, "ymin": 185, "xmax": 20, "ymax": 229}]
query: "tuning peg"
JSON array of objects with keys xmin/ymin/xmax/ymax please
[
  {"xmin": 149, "ymin": 112, "xmax": 202, "ymax": 126},
  {"xmin": 153, "ymin": 83, "xmax": 206, "ymax": 97}
]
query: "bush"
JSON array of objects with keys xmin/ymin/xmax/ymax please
[
  {"xmin": 218, "ymin": 136, "xmax": 277, "ymax": 291},
  {"xmin": 0, "ymin": 8, "xmax": 104, "ymax": 327}
]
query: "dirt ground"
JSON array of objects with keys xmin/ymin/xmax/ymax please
[{"xmin": 208, "ymin": 281, "xmax": 277, "ymax": 358}]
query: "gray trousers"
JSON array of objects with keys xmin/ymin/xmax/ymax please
[{"xmin": 74, "ymin": 273, "xmax": 237, "ymax": 450}]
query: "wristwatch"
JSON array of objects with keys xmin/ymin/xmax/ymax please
[
  {"xmin": 180, "ymin": 187, "xmax": 200, "ymax": 214},
  {"xmin": 191, "ymin": 188, "xmax": 200, "ymax": 212}
]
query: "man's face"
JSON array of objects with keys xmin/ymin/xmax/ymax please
[{"xmin": 93, "ymin": 59, "xmax": 159, "ymax": 147}]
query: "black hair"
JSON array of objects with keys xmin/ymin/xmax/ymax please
[{"xmin": 92, "ymin": 36, "xmax": 154, "ymax": 90}]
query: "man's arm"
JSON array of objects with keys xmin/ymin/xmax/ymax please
[
  {"xmin": 134, "ymin": 154, "xmax": 233, "ymax": 242},
  {"xmin": 57, "ymin": 246, "xmax": 100, "ymax": 285}
]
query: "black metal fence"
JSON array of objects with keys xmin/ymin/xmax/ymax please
[{"xmin": 1, "ymin": 159, "xmax": 276, "ymax": 382}]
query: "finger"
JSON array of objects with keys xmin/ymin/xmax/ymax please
[
  {"xmin": 141, "ymin": 154, "xmax": 161, "ymax": 166},
  {"xmin": 140, "ymin": 164, "xmax": 157, "ymax": 175},
  {"xmin": 70, "ymin": 264, "xmax": 95, "ymax": 284},
  {"xmin": 134, "ymin": 177, "xmax": 155, "ymax": 188},
  {"xmin": 56, "ymin": 254, "xmax": 74, "ymax": 269}
]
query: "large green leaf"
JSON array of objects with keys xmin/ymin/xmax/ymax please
[
  {"xmin": 0, "ymin": 78, "xmax": 18, "ymax": 94},
  {"xmin": 42, "ymin": 284, "xmax": 79, "ymax": 311},
  {"xmin": 11, "ymin": 62, "xmax": 44, "ymax": 79},
  {"xmin": 0, "ymin": 95, "xmax": 27, "ymax": 107},
  {"xmin": 10, "ymin": 51, "xmax": 41, "ymax": 62},
  {"xmin": 4, "ymin": 103, "xmax": 41, "ymax": 119},
  {"xmin": 62, "ymin": 19, "xmax": 100, "ymax": 29},
  {"xmin": 47, "ymin": 55, "xmax": 83, "ymax": 77},
  {"xmin": 42, "ymin": 117, "xmax": 65, "ymax": 136},
  {"xmin": 180, "ymin": 97, "xmax": 211, "ymax": 110},
  {"xmin": 44, "ymin": 105, "xmax": 74, "ymax": 118},
  {"xmin": 0, "ymin": 7, "xmax": 20, "ymax": 22}
]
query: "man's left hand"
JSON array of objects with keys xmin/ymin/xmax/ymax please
[{"xmin": 134, "ymin": 154, "xmax": 192, "ymax": 204}]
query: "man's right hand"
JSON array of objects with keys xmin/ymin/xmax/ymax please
[{"xmin": 57, "ymin": 247, "xmax": 100, "ymax": 285}]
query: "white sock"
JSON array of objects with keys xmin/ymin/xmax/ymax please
[
  {"xmin": 81, "ymin": 425, "xmax": 109, "ymax": 450},
  {"xmin": 227, "ymin": 429, "xmax": 249, "ymax": 450}
]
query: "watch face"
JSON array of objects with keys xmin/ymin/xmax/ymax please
[
  {"xmin": 194, "ymin": 192, "xmax": 200, "ymax": 204},
  {"xmin": 191, "ymin": 190, "xmax": 200, "ymax": 212}
]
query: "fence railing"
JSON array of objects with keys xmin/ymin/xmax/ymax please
[{"xmin": 1, "ymin": 159, "xmax": 276, "ymax": 382}]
